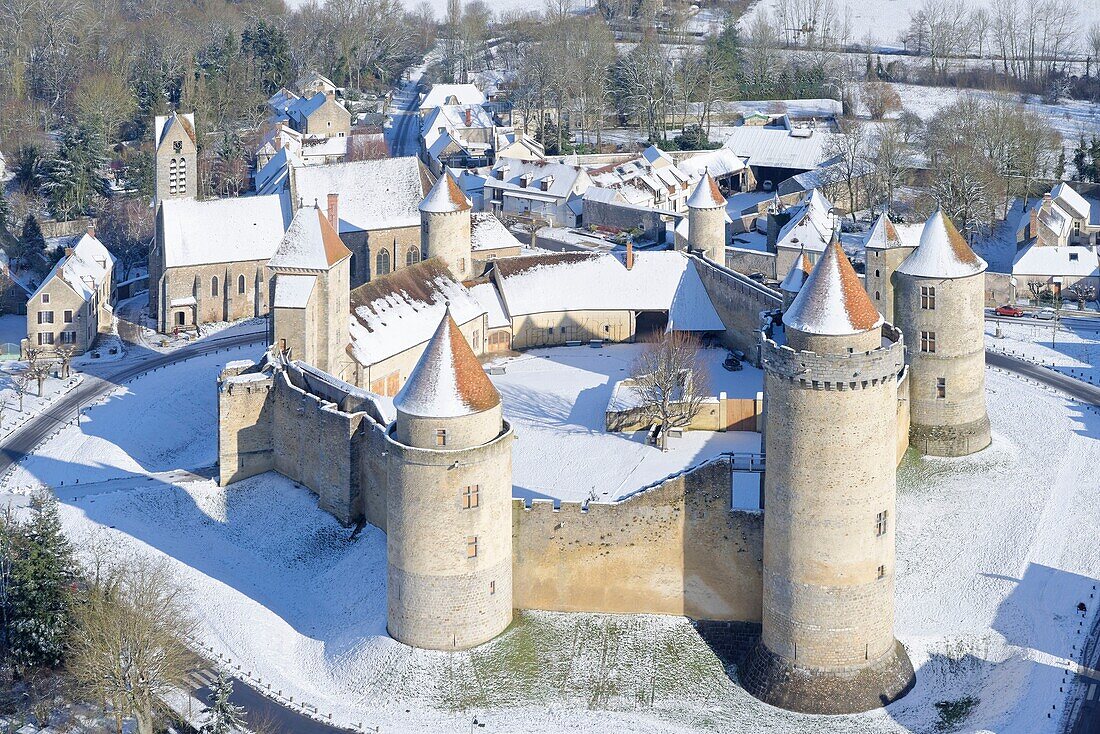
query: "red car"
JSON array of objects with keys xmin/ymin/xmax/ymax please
[{"xmin": 995, "ymin": 305, "xmax": 1025, "ymax": 317}]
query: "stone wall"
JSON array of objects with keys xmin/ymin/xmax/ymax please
[
  {"xmin": 155, "ymin": 254, "xmax": 268, "ymax": 333},
  {"xmin": 691, "ymin": 256, "xmax": 782, "ymax": 364},
  {"xmin": 509, "ymin": 310, "xmax": 635, "ymax": 350},
  {"xmin": 217, "ymin": 362, "xmax": 275, "ymax": 485},
  {"xmin": 511, "ymin": 457, "xmax": 764, "ymax": 621},
  {"xmin": 581, "ymin": 198, "xmax": 675, "ymax": 241},
  {"xmin": 984, "ymin": 271, "xmax": 1015, "ymax": 307},
  {"xmin": 725, "ymin": 247, "xmax": 776, "ymax": 280}
]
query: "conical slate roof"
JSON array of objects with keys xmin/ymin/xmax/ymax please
[
  {"xmin": 419, "ymin": 171, "xmax": 472, "ymax": 213},
  {"xmin": 393, "ymin": 307, "xmax": 500, "ymax": 418},
  {"xmin": 863, "ymin": 213, "xmax": 903, "ymax": 250},
  {"xmin": 896, "ymin": 209, "xmax": 986, "ymax": 279},
  {"xmin": 686, "ymin": 171, "xmax": 726, "ymax": 209},
  {"xmin": 783, "ymin": 238, "xmax": 883, "ymax": 335},
  {"xmin": 779, "ymin": 249, "xmax": 813, "ymax": 293},
  {"xmin": 269, "ymin": 206, "xmax": 351, "ymax": 270}
]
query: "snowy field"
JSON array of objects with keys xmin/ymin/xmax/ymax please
[
  {"xmin": 741, "ymin": 0, "xmax": 1100, "ymax": 52},
  {"xmin": 4, "ymin": 352, "xmax": 1093, "ymax": 732},
  {"xmin": 987, "ymin": 317, "xmax": 1100, "ymax": 386},
  {"xmin": 487, "ymin": 344, "xmax": 762, "ymax": 503}
]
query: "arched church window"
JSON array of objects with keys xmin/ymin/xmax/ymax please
[
  {"xmin": 376, "ymin": 249, "xmax": 391, "ymax": 276},
  {"xmin": 406, "ymin": 247, "xmax": 420, "ymax": 267},
  {"xmin": 238, "ymin": 274, "xmax": 246, "ymax": 294}
]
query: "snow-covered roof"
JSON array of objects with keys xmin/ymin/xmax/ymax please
[
  {"xmin": 393, "ymin": 308, "xmax": 501, "ymax": 419},
  {"xmin": 348, "ymin": 259, "xmax": 488, "ymax": 367},
  {"xmin": 1012, "ymin": 244, "xmax": 1100, "ymax": 278},
  {"xmin": 492, "ymin": 251, "xmax": 725, "ymax": 331},
  {"xmin": 471, "ymin": 213, "xmax": 521, "ymax": 252},
  {"xmin": 582, "ymin": 187, "xmax": 626, "ymax": 205},
  {"xmin": 159, "ymin": 195, "xmax": 290, "ymax": 268},
  {"xmin": 420, "ymin": 171, "xmax": 471, "ymax": 213},
  {"xmin": 267, "ymin": 88, "xmax": 300, "ymax": 116},
  {"xmin": 255, "ymin": 147, "xmax": 299, "ymax": 195},
  {"xmin": 780, "ymin": 250, "xmax": 812, "ymax": 293},
  {"xmin": 299, "ymin": 135, "xmax": 348, "ymax": 160},
  {"xmin": 292, "ymin": 157, "xmax": 428, "ymax": 233},
  {"xmin": 484, "ymin": 159, "xmax": 589, "ymax": 201},
  {"xmin": 677, "ymin": 148, "xmax": 747, "ymax": 180},
  {"xmin": 419, "ymin": 84, "xmax": 486, "ymax": 111},
  {"xmin": 1052, "ymin": 182, "xmax": 1091, "ymax": 221},
  {"xmin": 588, "ymin": 150, "xmax": 690, "ymax": 202},
  {"xmin": 273, "ymin": 274, "xmax": 316, "ymax": 309},
  {"xmin": 468, "ymin": 281, "xmax": 510, "ymax": 328},
  {"xmin": 34, "ymin": 232, "xmax": 115, "ymax": 303},
  {"xmin": 863, "ymin": 213, "xmax": 905, "ymax": 250},
  {"xmin": 686, "ymin": 171, "xmax": 726, "ymax": 209},
  {"xmin": 784, "ymin": 238, "xmax": 883, "ymax": 336},
  {"xmin": 722, "ymin": 125, "xmax": 840, "ymax": 172},
  {"xmin": 269, "ymin": 206, "xmax": 351, "ymax": 271},
  {"xmin": 896, "ymin": 210, "xmax": 987, "ymax": 279},
  {"xmin": 775, "ymin": 189, "xmax": 834, "ymax": 253}
]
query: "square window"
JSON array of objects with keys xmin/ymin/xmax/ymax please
[
  {"xmin": 435, "ymin": 429, "xmax": 447, "ymax": 447},
  {"xmin": 41, "ymin": 293, "xmax": 49, "ymax": 304},
  {"xmin": 920, "ymin": 286, "xmax": 936, "ymax": 310},
  {"xmin": 875, "ymin": 510, "xmax": 888, "ymax": 537},
  {"xmin": 466, "ymin": 535, "xmax": 478, "ymax": 558},
  {"xmin": 64, "ymin": 310, "xmax": 72, "ymax": 323},
  {"xmin": 461, "ymin": 485, "xmax": 480, "ymax": 509}
]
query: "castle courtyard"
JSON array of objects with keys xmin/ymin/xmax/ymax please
[{"xmin": 1, "ymin": 341, "xmax": 1096, "ymax": 733}]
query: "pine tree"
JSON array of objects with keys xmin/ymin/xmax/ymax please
[
  {"xmin": 20, "ymin": 215, "xmax": 45, "ymax": 265},
  {"xmin": 41, "ymin": 123, "xmax": 108, "ymax": 220},
  {"xmin": 1074, "ymin": 136, "xmax": 1090, "ymax": 181},
  {"xmin": 7, "ymin": 494, "xmax": 75, "ymax": 670},
  {"xmin": 1054, "ymin": 148, "xmax": 1066, "ymax": 180},
  {"xmin": 202, "ymin": 672, "xmax": 247, "ymax": 734}
]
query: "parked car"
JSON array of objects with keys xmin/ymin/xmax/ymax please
[
  {"xmin": 1035, "ymin": 307, "xmax": 1057, "ymax": 321},
  {"xmin": 723, "ymin": 354, "xmax": 743, "ymax": 371},
  {"xmin": 994, "ymin": 305, "xmax": 1025, "ymax": 317}
]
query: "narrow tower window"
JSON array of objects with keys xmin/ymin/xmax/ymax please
[
  {"xmin": 877, "ymin": 564, "xmax": 886, "ymax": 579},
  {"xmin": 920, "ymin": 285, "xmax": 936, "ymax": 310},
  {"xmin": 936, "ymin": 377, "xmax": 946, "ymax": 399},
  {"xmin": 466, "ymin": 535, "xmax": 478, "ymax": 558},
  {"xmin": 435, "ymin": 429, "xmax": 447, "ymax": 446},
  {"xmin": 875, "ymin": 510, "xmax": 888, "ymax": 537},
  {"xmin": 211, "ymin": 276, "xmax": 219, "ymax": 297},
  {"xmin": 461, "ymin": 485, "xmax": 480, "ymax": 509},
  {"xmin": 238, "ymin": 274, "xmax": 246, "ymax": 294},
  {"xmin": 919, "ymin": 330, "xmax": 936, "ymax": 353}
]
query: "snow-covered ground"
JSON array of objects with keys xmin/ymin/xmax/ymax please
[
  {"xmin": 10, "ymin": 349, "xmax": 1096, "ymax": 733},
  {"xmin": 987, "ymin": 317, "xmax": 1100, "ymax": 387},
  {"xmin": 487, "ymin": 344, "xmax": 762, "ymax": 503}
]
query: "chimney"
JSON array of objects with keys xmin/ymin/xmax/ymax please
[
  {"xmin": 1042, "ymin": 192, "xmax": 1052, "ymax": 214},
  {"xmin": 625, "ymin": 239, "xmax": 634, "ymax": 271},
  {"xmin": 1029, "ymin": 202, "xmax": 1038, "ymax": 241},
  {"xmin": 64, "ymin": 247, "xmax": 74, "ymax": 257},
  {"xmin": 327, "ymin": 193, "xmax": 339, "ymax": 229},
  {"xmin": 465, "ymin": 108, "xmax": 472, "ymax": 126},
  {"xmin": 86, "ymin": 224, "xmax": 96, "ymax": 239}
]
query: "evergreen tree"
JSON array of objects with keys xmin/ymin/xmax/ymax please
[
  {"xmin": 1091, "ymin": 137, "xmax": 1100, "ymax": 183},
  {"xmin": 41, "ymin": 123, "xmax": 108, "ymax": 220},
  {"xmin": 202, "ymin": 672, "xmax": 247, "ymax": 734},
  {"xmin": 1073, "ymin": 136, "xmax": 1088, "ymax": 180},
  {"xmin": 5, "ymin": 494, "xmax": 75, "ymax": 671},
  {"xmin": 241, "ymin": 20, "xmax": 292, "ymax": 95},
  {"xmin": 20, "ymin": 215, "xmax": 46, "ymax": 265},
  {"xmin": 0, "ymin": 192, "xmax": 9, "ymax": 232},
  {"xmin": 1054, "ymin": 148, "xmax": 1066, "ymax": 180}
]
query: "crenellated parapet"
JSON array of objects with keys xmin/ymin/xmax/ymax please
[{"xmin": 760, "ymin": 325, "xmax": 905, "ymax": 390}]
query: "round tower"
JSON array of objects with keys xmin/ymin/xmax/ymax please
[
  {"xmin": 895, "ymin": 210, "xmax": 990, "ymax": 457},
  {"xmin": 385, "ymin": 308, "xmax": 514, "ymax": 650},
  {"xmin": 686, "ymin": 171, "xmax": 727, "ymax": 264},
  {"xmin": 743, "ymin": 239, "xmax": 916, "ymax": 714},
  {"xmin": 420, "ymin": 171, "xmax": 473, "ymax": 281},
  {"xmin": 778, "ymin": 248, "xmax": 812, "ymax": 311}
]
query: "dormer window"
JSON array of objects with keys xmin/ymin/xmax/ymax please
[{"xmin": 1069, "ymin": 252, "xmax": 1079, "ymax": 262}]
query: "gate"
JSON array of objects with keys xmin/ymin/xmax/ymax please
[
  {"xmin": 724, "ymin": 398, "xmax": 758, "ymax": 432},
  {"xmin": 0, "ymin": 343, "xmax": 20, "ymax": 361}
]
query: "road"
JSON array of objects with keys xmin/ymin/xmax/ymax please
[
  {"xmin": 385, "ymin": 65, "xmax": 425, "ymax": 157},
  {"xmin": 189, "ymin": 668, "xmax": 353, "ymax": 734},
  {"xmin": 985, "ymin": 350, "xmax": 1100, "ymax": 407}
]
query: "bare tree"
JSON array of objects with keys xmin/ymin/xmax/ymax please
[
  {"xmin": 24, "ymin": 347, "xmax": 48, "ymax": 396},
  {"xmin": 12, "ymin": 369, "xmax": 31, "ymax": 412},
  {"xmin": 68, "ymin": 557, "xmax": 197, "ymax": 734},
  {"xmin": 1089, "ymin": 23, "xmax": 1100, "ymax": 70},
  {"xmin": 861, "ymin": 81, "xmax": 901, "ymax": 120},
  {"xmin": 630, "ymin": 331, "xmax": 708, "ymax": 452},
  {"xmin": 823, "ymin": 119, "xmax": 868, "ymax": 220},
  {"xmin": 56, "ymin": 344, "xmax": 76, "ymax": 379},
  {"xmin": 1068, "ymin": 282, "xmax": 1097, "ymax": 308}
]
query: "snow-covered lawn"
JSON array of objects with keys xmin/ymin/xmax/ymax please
[
  {"xmin": 0, "ymin": 365, "xmax": 82, "ymax": 440},
  {"xmin": 487, "ymin": 344, "xmax": 762, "ymax": 503},
  {"xmin": 986, "ymin": 317, "xmax": 1100, "ymax": 386},
  {"xmin": 3, "ymin": 346, "xmax": 265, "ymax": 492},
  {"xmin": 14, "ymin": 359, "xmax": 1095, "ymax": 733}
]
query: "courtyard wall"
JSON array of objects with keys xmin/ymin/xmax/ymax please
[{"xmin": 692, "ymin": 256, "xmax": 782, "ymax": 364}]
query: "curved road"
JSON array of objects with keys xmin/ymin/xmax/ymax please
[{"xmin": 0, "ymin": 329, "xmax": 266, "ymax": 475}]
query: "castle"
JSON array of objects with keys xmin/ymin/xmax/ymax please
[{"xmin": 205, "ymin": 144, "xmax": 991, "ymax": 713}]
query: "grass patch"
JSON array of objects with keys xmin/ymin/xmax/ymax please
[{"xmin": 934, "ymin": 697, "xmax": 979, "ymax": 731}]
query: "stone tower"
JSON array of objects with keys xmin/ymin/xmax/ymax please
[
  {"xmin": 895, "ymin": 209, "xmax": 990, "ymax": 457},
  {"xmin": 686, "ymin": 171, "xmax": 727, "ymax": 264},
  {"xmin": 267, "ymin": 198, "xmax": 352, "ymax": 377},
  {"xmin": 420, "ymin": 171, "xmax": 473, "ymax": 281},
  {"xmin": 385, "ymin": 309, "xmax": 514, "ymax": 650},
  {"xmin": 744, "ymin": 238, "xmax": 916, "ymax": 714},
  {"xmin": 863, "ymin": 213, "xmax": 915, "ymax": 323},
  {"xmin": 778, "ymin": 248, "xmax": 812, "ymax": 311},
  {"xmin": 153, "ymin": 112, "xmax": 198, "ymax": 205}
]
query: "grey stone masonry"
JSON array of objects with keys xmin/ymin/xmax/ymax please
[{"xmin": 760, "ymin": 324, "xmax": 906, "ymax": 389}]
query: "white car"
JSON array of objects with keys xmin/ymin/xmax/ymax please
[{"xmin": 1034, "ymin": 307, "xmax": 1057, "ymax": 321}]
